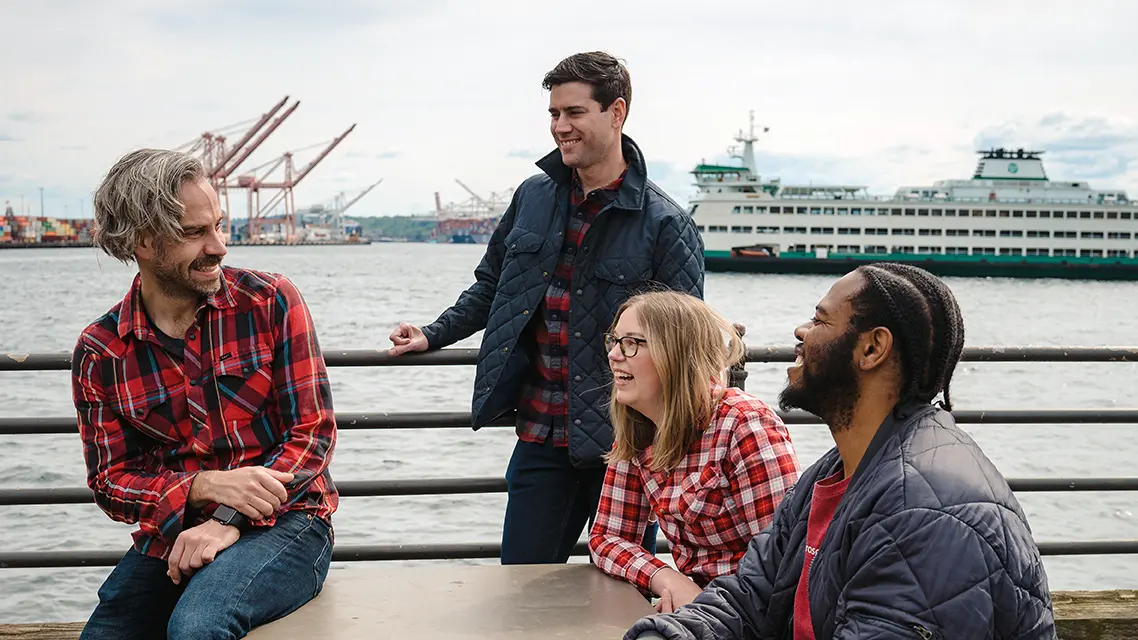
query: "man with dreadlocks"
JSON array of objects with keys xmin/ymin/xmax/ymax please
[{"xmin": 625, "ymin": 263, "xmax": 1056, "ymax": 640}]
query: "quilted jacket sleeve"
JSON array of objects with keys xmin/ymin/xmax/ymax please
[
  {"xmin": 834, "ymin": 508, "xmax": 1056, "ymax": 639},
  {"xmin": 623, "ymin": 489, "xmax": 796, "ymax": 640},
  {"xmin": 420, "ymin": 189, "xmax": 519, "ymax": 350},
  {"xmin": 651, "ymin": 213, "xmax": 704, "ymax": 299}
]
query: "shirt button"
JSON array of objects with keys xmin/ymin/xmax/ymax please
[
  {"xmin": 190, "ymin": 379, "xmax": 198, "ymax": 386},
  {"xmin": 574, "ymin": 419, "xmax": 582, "ymax": 425},
  {"xmin": 542, "ymin": 271, "xmax": 549, "ymax": 277},
  {"xmin": 523, "ymin": 310, "xmax": 529, "ymax": 315},
  {"xmin": 576, "ymin": 289, "xmax": 583, "ymax": 295},
  {"xmin": 574, "ymin": 375, "xmax": 582, "ymax": 382},
  {"xmin": 187, "ymin": 332, "xmax": 196, "ymax": 340}
]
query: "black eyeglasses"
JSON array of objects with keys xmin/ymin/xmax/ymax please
[{"xmin": 604, "ymin": 333, "xmax": 648, "ymax": 357}]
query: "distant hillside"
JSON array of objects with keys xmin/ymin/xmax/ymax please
[{"xmin": 355, "ymin": 215, "xmax": 436, "ymax": 242}]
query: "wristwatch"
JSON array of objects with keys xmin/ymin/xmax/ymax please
[{"xmin": 211, "ymin": 504, "xmax": 249, "ymax": 530}]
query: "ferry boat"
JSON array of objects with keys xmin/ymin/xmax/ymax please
[{"xmin": 688, "ymin": 114, "xmax": 1138, "ymax": 279}]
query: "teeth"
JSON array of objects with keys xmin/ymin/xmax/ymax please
[{"xmin": 793, "ymin": 355, "xmax": 803, "ymax": 366}]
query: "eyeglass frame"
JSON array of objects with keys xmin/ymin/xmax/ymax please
[{"xmin": 603, "ymin": 333, "xmax": 648, "ymax": 358}]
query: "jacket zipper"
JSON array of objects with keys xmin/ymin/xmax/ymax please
[{"xmin": 846, "ymin": 614, "xmax": 935, "ymax": 638}]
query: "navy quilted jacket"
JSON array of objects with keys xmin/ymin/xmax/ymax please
[
  {"xmin": 420, "ymin": 134, "xmax": 704, "ymax": 467},
  {"xmin": 626, "ymin": 401, "xmax": 1056, "ymax": 639}
]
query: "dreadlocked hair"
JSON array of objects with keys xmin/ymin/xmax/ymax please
[{"xmin": 849, "ymin": 263, "xmax": 966, "ymax": 410}]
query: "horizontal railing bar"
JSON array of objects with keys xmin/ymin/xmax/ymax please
[
  {"xmin": 2, "ymin": 476, "xmax": 1137, "ymax": 506},
  {"xmin": 5, "ymin": 408, "xmax": 1138, "ymax": 436},
  {"xmin": 2, "ymin": 539, "xmax": 1136, "ymax": 569},
  {"xmin": 5, "ymin": 346, "xmax": 1138, "ymax": 372}
]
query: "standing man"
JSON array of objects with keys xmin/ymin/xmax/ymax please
[
  {"xmin": 389, "ymin": 51, "xmax": 704, "ymax": 564},
  {"xmin": 625, "ymin": 263, "xmax": 1055, "ymax": 639},
  {"xmin": 73, "ymin": 149, "xmax": 337, "ymax": 639}
]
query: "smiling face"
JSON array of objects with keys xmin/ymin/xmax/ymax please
[
  {"xmin": 138, "ymin": 177, "xmax": 228, "ymax": 300},
  {"xmin": 548, "ymin": 80, "xmax": 625, "ymax": 170},
  {"xmin": 779, "ymin": 272, "xmax": 866, "ymax": 430},
  {"xmin": 607, "ymin": 305, "xmax": 663, "ymax": 420}
]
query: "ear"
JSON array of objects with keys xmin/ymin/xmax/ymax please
[
  {"xmin": 857, "ymin": 327, "xmax": 894, "ymax": 371},
  {"xmin": 610, "ymin": 97, "xmax": 627, "ymax": 130},
  {"xmin": 135, "ymin": 232, "xmax": 157, "ymax": 262}
]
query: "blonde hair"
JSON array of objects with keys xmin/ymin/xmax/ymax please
[
  {"xmin": 92, "ymin": 149, "xmax": 205, "ymax": 264},
  {"xmin": 605, "ymin": 290, "xmax": 745, "ymax": 473}
]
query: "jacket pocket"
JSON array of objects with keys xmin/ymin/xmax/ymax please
[
  {"xmin": 212, "ymin": 342, "xmax": 275, "ymax": 422},
  {"xmin": 835, "ymin": 614, "xmax": 936, "ymax": 639},
  {"xmin": 594, "ymin": 257, "xmax": 652, "ymax": 287},
  {"xmin": 498, "ymin": 227, "xmax": 545, "ymax": 296}
]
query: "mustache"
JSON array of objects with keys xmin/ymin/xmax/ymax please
[{"xmin": 190, "ymin": 256, "xmax": 222, "ymax": 270}]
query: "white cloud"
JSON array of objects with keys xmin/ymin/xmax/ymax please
[{"xmin": 2, "ymin": 0, "xmax": 1138, "ymax": 220}]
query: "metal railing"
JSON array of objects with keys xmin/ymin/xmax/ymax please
[{"xmin": 2, "ymin": 345, "xmax": 1138, "ymax": 570}]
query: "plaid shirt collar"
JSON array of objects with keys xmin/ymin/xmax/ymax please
[{"xmin": 117, "ymin": 267, "xmax": 239, "ymax": 341}]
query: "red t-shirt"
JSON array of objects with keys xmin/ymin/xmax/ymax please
[{"xmin": 793, "ymin": 469, "xmax": 851, "ymax": 639}]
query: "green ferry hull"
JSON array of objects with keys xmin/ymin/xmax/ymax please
[{"xmin": 705, "ymin": 251, "xmax": 1138, "ymax": 281}]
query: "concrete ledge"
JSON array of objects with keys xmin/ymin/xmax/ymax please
[{"xmin": 3, "ymin": 589, "xmax": 1136, "ymax": 639}]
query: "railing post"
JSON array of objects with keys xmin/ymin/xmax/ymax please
[{"xmin": 729, "ymin": 323, "xmax": 748, "ymax": 391}]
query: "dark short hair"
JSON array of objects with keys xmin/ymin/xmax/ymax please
[
  {"xmin": 542, "ymin": 51, "xmax": 632, "ymax": 114},
  {"xmin": 849, "ymin": 263, "xmax": 966, "ymax": 410}
]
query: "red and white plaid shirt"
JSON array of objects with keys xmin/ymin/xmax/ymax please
[
  {"xmin": 588, "ymin": 387, "xmax": 799, "ymax": 592},
  {"xmin": 71, "ymin": 267, "xmax": 338, "ymax": 560}
]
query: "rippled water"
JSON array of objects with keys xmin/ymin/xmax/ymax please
[{"xmin": 1, "ymin": 244, "xmax": 1136, "ymax": 623}]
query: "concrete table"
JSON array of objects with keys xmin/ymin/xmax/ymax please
[{"xmin": 246, "ymin": 563, "xmax": 655, "ymax": 639}]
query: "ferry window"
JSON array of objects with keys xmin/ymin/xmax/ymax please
[
  {"xmin": 1080, "ymin": 211, "xmax": 1091, "ymax": 219},
  {"xmin": 1108, "ymin": 211, "xmax": 1118, "ymax": 219},
  {"xmin": 1026, "ymin": 230, "xmax": 1051, "ymax": 238},
  {"xmin": 1081, "ymin": 249, "xmax": 1104, "ymax": 257},
  {"xmin": 789, "ymin": 244, "xmax": 807, "ymax": 252},
  {"xmin": 741, "ymin": 206, "xmax": 753, "ymax": 214},
  {"xmin": 1025, "ymin": 248, "xmax": 1049, "ymax": 257},
  {"xmin": 918, "ymin": 246, "xmax": 943, "ymax": 254},
  {"xmin": 975, "ymin": 247, "xmax": 996, "ymax": 255},
  {"xmin": 1080, "ymin": 231, "xmax": 1104, "ymax": 239},
  {"xmin": 732, "ymin": 206, "xmax": 741, "ymax": 214},
  {"xmin": 1026, "ymin": 211, "xmax": 1037, "ymax": 218},
  {"xmin": 1094, "ymin": 211, "xmax": 1104, "ymax": 219},
  {"xmin": 1108, "ymin": 249, "xmax": 1130, "ymax": 258},
  {"xmin": 999, "ymin": 210, "xmax": 1011, "ymax": 218},
  {"xmin": 755, "ymin": 207, "xmax": 767, "ymax": 214},
  {"xmin": 1039, "ymin": 211, "xmax": 1050, "ymax": 218},
  {"xmin": 810, "ymin": 208, "xmax": 821, "ymax": 215},
  {"xmin": 917, "ymin": 209, "xmax": 929, "ymax": 216},
  {"xmin": 904, "ymin": 208, "xmax": 916, "ymax": 216},
  {"xmin": 1058, "ymin": 249, "xmax": 1077, "ymax": 257},
  {"xmin": 1109, "ymin": 232, "xmax": 1131, "ymax": 239},
  {"xmin": 985, "ymin": 210, "xmax": 996, "ymax": 218},
  {"xmin": 919, "ymin": 229, "xmax": 931, "ymax": 236},
  {"xmin": 770, "ymin": 206, "xmax": 781, "ymax": 213},
  {"xmin": 730, "ymin": 226, "xmax": 753, "ymax": 233},
  {"xmin": 1012, "ymin": 210, "xmax": 1024, "ymax": 218},
  {"xmin": 892, "ymin": 246, "xmax": 915, "ymax": 253},
  {"xmin": 696, "ymin": 225, "xmax": 705, "ymax": 232},
  {"xmin": 823, "ymin": 208, "xmax": 835, "ymax": 215},
  {"xmin": 864, "ymin": 245, "xmax": 887, "ymax": 254},
  {"xmin": 1066, "ymin": 211, "xmax": 1078, "ymax": 219},
  {"xmin": 945, "ymin": 247, "xmax": 967, "ymax": 255},
  {"xmin": 837, "ymin": 245, "xmax": 860, "ymax": 253},
  {"xmin": 999, "ymin": 230, "xmax": 1024, "ymax": 238},
  {"xmin": 999, "ymin": 248, "xmax": 1023, "ymax": 256},
  {"xmin": 891, "ymin": 208, "xmax": 903, "ymax": 216},
  {"xmin": 863, "ymin": 208, "xmax": 875, "ymax": 215},
  {"xmin": 797, "ymin": 207, "xmax": 807, "ymax": 214},
  {"xmin": 1124, "ymin": 212, "xmax": 1133, "ymax": 219},
  {"xmin": 946, "ymin": 209, "xmax": 957, "ymax": 216},
  {"xmin": 708, "ymin": 225, "xmax": 728, "ymax": 232},
  {"xmin": 931, "ymin": 209, "xmax": 943, "ymax": 216}
]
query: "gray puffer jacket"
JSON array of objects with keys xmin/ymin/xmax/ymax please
[
  {"xmin": 420, "ymin": 134, "xmax": 704, "ymax": 467},
  {"xmin": 626, "ymin": 401, "xmax": 1056, "ymax": 639}
]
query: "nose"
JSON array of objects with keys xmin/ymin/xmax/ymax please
[
  {"xmin": 792, "ymin": 321, "xmax": 809, "ymax": 342},
  {"xmin": 552, "ymin": 114, "xmax": 573, "ymax": 135},
  {"xmin": 607, "ymin": 340, "xmax": 624, "ymax": 362},
  {"xmin": 205, "ymin": 225, "xmax": 228, "ymax": 257}
]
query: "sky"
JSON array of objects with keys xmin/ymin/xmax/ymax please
[{"xmin": 3, "ymin": 0, "xmax": 1138, "ymax": 221}]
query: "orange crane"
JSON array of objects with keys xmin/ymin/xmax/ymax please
[
  {"xmin": 230, "ymin": 124, "xmax": 356, "ymax": 243},
  {"xmin": 178, "ymin": 96, "xmax": 300, "ymax": 236}
]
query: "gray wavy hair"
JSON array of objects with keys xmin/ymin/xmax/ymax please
[{"xmin": 92, "ymin": 149, "xmax": 206, "ymax": 263}]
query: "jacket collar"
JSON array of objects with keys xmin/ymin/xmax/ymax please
[
  {"xmin": 841, "ymin": 399, "xmax": 937, "ymax": 490},
  {"xmin": 116, "ymin": 267, "xmax": 239, "ymax": 341},
  {"xmin": 535, "ymin": 133, "xmax": 648, "ymax": 212}
]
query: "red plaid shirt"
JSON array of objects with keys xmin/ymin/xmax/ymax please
[
  {"xmin": 515, "ymin": 170, "xmax": 625, "ymax": 447},
  {"xmin": 71, "ymin": 267, "xmax": 338, "ymax": 560},
  {"xmin": 588, "ymin": 388, "xmax": 800, "ymax": 592}
]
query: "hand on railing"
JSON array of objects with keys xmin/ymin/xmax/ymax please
[{"xmin": 388, "ymin": 322, "xmax": 429, "ymax": 356}]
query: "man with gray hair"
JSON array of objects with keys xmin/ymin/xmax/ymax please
[{"xmin": 72, "ymin": 149, "xmax": 338, "ymax": 639}]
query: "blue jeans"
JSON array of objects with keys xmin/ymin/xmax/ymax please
[
  {"xmin": 80, "ymin": 510, "xmax": 333, "ymax": 640},
  {"xmin": 501, "ymin": 436, "xmax": 658, "ymax": 564}
]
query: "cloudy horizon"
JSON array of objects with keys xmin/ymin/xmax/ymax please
[{"xmin": 3, "ymin": 0, "xmax": 1137, "ymax": 220}]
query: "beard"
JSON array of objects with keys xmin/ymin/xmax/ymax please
[
  {"xmin": 151, "ymin": 248, "xmax": 223, "ymax": 300},
  {"xmin": 778, "ymin": 325, "xmax": 861, "ymax": 433}
]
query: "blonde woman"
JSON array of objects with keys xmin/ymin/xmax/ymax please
[{"xmin": 588, "ymin": 291, "xmax": 800, "ymax": 612}]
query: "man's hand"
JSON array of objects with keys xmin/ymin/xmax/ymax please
[
  {"xmin": 388, "ymin": 323, "xmax": 428, "ymax": 356},
  {"xmin": 188, "ymin": 467, "xmax": 294, "ymax": 520},
  {"xmin": 650, "ymin": 568, "xmax": 705, "ymax": 613},
  {"xmin": 167, "ymin": 519, "xmax": 240, "ymax": 585}
]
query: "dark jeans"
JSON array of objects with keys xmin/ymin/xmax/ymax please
[
  {"xmin": 501, "ymin": 435, "xmax": 658, "ymax": 564},
  {"xmin": 79, "ymin": 510, "xmax": 333, "ymax": 640}
]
